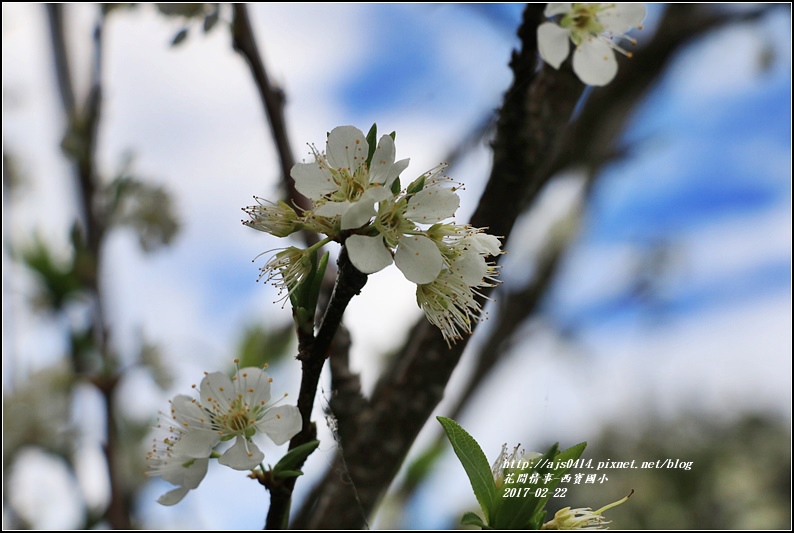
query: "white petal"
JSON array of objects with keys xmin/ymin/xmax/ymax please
[
  {"xmin": 157, "ymin": 486, "xmax": 191, "ymax": 506},
  {"xmin": 537, "ymin": 22, "xmax": 571, "ymax": 70},
  {"xmin": 544, "ymin": 3, "xmax": 571, "ymax": 16},
  {"xmin": 162, "ymin": 457, "xmax": 209, "ymax": 489},
  {"xmin": 573, "ymin": 38, "xmax": 618, "ymax": 86},
  {"xmin": 327, "ymin": 126, "xmax": 367, "ymax": 174},
  {"xmin": 219, "ymin": 436, "xmax": 264, "ymax": 471},
  {"xmin": 368, "ymin": 135, "xmax": 396, "ymax": 184},
  {"xmin": 599, "ymin": 4, "xmax": 646, "ymax": 33},
  {"xmin": 383, "ymin": 158, "xmax": 410, "ymax": 189},
  {"xmin": 341, "ymin": 186, "xmax": 392, "ymax": 230},
  {"xmin": 395, "ymin": 235, "xmax": 444, "ymax": 284},
  {"xmin": 201, "ymin": 372, "xmax": 235, "ymax": 411},
  {"xmin": 171, "ymin": 394, "xmax": 208, "ymax": 428},
  {"xmin": 452, "ymin": 252, "xmax": 487, "ymax": 286},
  {"xmin": 346, "ymin": 234, "xmax": 393, "ymax": 274},
  {"xmin": 291, "ymin": 162, "xmax": 337, "ymax": 200},
  {"xmin": 236, "ymin": 367, "xmax": 271, "ymax": 407},
  {"xmin": 257, "ymin": 405, "xmax": 302, "ymax": 445},
  {"xmin": 405, "ymin": 186, "xmax": 460, "ymax": 223},
  {"xmin": 171, "ymin": 429, "xmax": 220, "ymax": 459},
  {"xmin": 314, "ymin": 201, "xmax": 351, "ymax": 219},
  {"xmin": 464, "ymin": 233, "xmax": 502, "ymax": 256}
]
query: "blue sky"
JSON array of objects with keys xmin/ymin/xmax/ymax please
[{"xmin": 3, "ymin": 3, "xmax": 790, "ymax": 529}]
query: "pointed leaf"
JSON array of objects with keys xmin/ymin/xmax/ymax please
[
  {"xmin": 437, "ymin": 417, "xmax": 496, "ymax": 524},
  {"xmin": 365, "ymin": 123, "xmax": 378, "ymax": 167},
  {"xmin": 273, "ymin": 440, "xmax": 320, "ymax": 473}
]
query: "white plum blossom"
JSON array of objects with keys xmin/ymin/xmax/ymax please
[
  {"xmin": 537, "ymin": 3, "xmax": 646, "ymax": 86},
  {"xmin": 147, "ymin": 365, "xmax": 301, "ymax": 505},
  {"xmin": 416, "ymin": 225, "xmax": 503, "ymax": 345},
  {"xmin": 345, "ymin": 165, "xmax": 460, "ymax": 284},
  {"xmin": 290, "ymin": 125, "xmax": 409, "ymax": 231},
  {"xmin": 244, "ymin": 125, "xmax": 505, "ymax": 343},
  {"xmin": 169, "ymin": 367, "xmax": 301, "ymax": 471},
  {"xmin": 541, "ymin": 492, "xmax": 633, "ymax": 530},
  {"xmin": 242, "ymin": 198, "xmax": 301, "ymax": 238}
]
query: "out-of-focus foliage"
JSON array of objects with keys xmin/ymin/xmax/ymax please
[
  {"xmin": 548, "ymin": 414, "xmax": 791, "ymax": 530},
  {"xmin": 155, "ymin": 3, "xmax": 223, "ymax": 47},
  {"xmin": 3, "ymin": 365, "xmax": 75, "ymax": 467},
  {"xmin": 235, "ymin": 322, "xmax": 295, "ymax": 369},
  {"xmin": 19, "ymin": 235, "xmax": 86, "ymax": 312},
  {"xmin": 103, "ymin": 175, "xmax": 180, "ymax": 252}
]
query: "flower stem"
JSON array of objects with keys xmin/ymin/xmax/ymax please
[{"xmin": 264, "ymin": 246, "xmax": 367, "ymax": 529}]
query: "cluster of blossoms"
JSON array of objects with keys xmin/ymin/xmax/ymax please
[
  {"xmin": 243, "ymin": 125, "xmax": 504, "ymax": 344},
  {"xmin": 538, "ymin": 3, "xmax": 646, "ymax": 86},
  {"xmin": 146, "ymin": 364, "xmax": 301, "ymax": 505}
]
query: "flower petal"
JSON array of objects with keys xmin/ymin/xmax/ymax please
[
  {"xmin": 161, "ymin": 457, "xmax": 209, "ymax": 489},
  {"xmin": 314, "ymin": 200, "xmax": 351, "ymax": 219},
  {"xmin": 395, "ymin": 235, "xmax": 444, "ymax": 284},
  {"xmin": 544, "ymin": 3, "xmax": 571, "ymax": 16},
  {"xmin": 573, "ymin": 37, "xmax": 617, "ymax": 86},
  {"xmin": 463, "ymin": 233, "xmax": 502, "ymax": 256},
  {"xmin": 171, "ymin": 429, "xmax": 221, "ymax": 459},
  {"xmin": 235, "ymin": 367, "xmax": 271, "ymax": 408},
  {"xmin": 171, "ymin": 394, "xmax": 208, "ymax": 429},
  {"xmin": 341, "ymin": 186, "xmax": 392, "ymax": 230},
  {"xmin": 451, "ymin": 251, "xmax": 487, "ymax": 286},
  {"xmin": 219, "ymin": 436, "xmax": 265, "ymax": 471},
  {"xmin": 346, "ymin": 234, "xmax": 393, "ymax": 274},
  {"xmin": 369, "ymin": 135, "xmax": 395, "ymax": 184},
  {"xmin": 157, "ymin": 486, "xmax": 192, "ymax": 506},
  {"xmin": 599, "ymin": 4, "xmax": 646, "ymax": 33},
  {"xmin": 201, "ymin": 372, "xmax": 235, "ymax": 411},
  {"xmin": 405, "ymin": 186, "xmax": 460, "ymax": 224},
  {"xmin": 291, "ymin": 162, "xmax": 337, "ymax": 200},
  {"xmin": 327, "ymin": 126, "xmax": 367, "ymax": 175},
  {"xmin": 537, "ymin": 22, "xmax": 571, "ymax": 70},
  {"xmin": 257, "ymin": 405, "xmax": 302, "ymax": 445},
  {"xmin": 383, "ymin": 158, "xmax": 410, "ymax": 189}
]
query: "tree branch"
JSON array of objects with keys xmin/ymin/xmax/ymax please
[{"xmin": 265, "ymin": 246, "xmax": 367, "ymax": 529}]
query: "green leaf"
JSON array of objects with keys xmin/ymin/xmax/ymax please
[
  {"xmin": 390, "ymin": 176, "xmax": 401, "ymax": 195},
  {"xmin": 461, "ymin": 512, "xmax": 490, "ymax": 529},
  {"xmin": 365, "ymin": 123, "xmax": 378, "ymax": 167},
  {"xmin": 437, "ymin": 417, "xmax": 496, "ymax": 524},
  {"xmin": 406, "ymin": 175, "xmax": 425, "ymax": 195},
  {"xmin": 273, "ymin": 469, "xmax": 304, "ymax": 480},
  {"xmin": 273, "ymin": 440, "xmax": 320, "ymax": 473}
]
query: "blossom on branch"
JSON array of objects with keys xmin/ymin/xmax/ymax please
[
  {"xmin": 537, "ymin": 3, "xmax": 646, "ymax": 86},
  {"xmin": 243, "ymin": 125, "xmax": 505, "ymax": 344},
  {"xmin": 147, "ymin": 365, "xmax": 301, "ymax": 505}
]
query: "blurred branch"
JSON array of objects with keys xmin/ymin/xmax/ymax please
[
  {"xmin": 231, "ymin": 4, "xmax": 311, "ymax": 218},
  {"xmin": 45, "ymin": 5, "xmax": 131, "ymax": 529}
]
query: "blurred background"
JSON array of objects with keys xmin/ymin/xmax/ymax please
[{"xmin": 2, "ymin": 3, "xmax": 790, "ymax": 529}]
